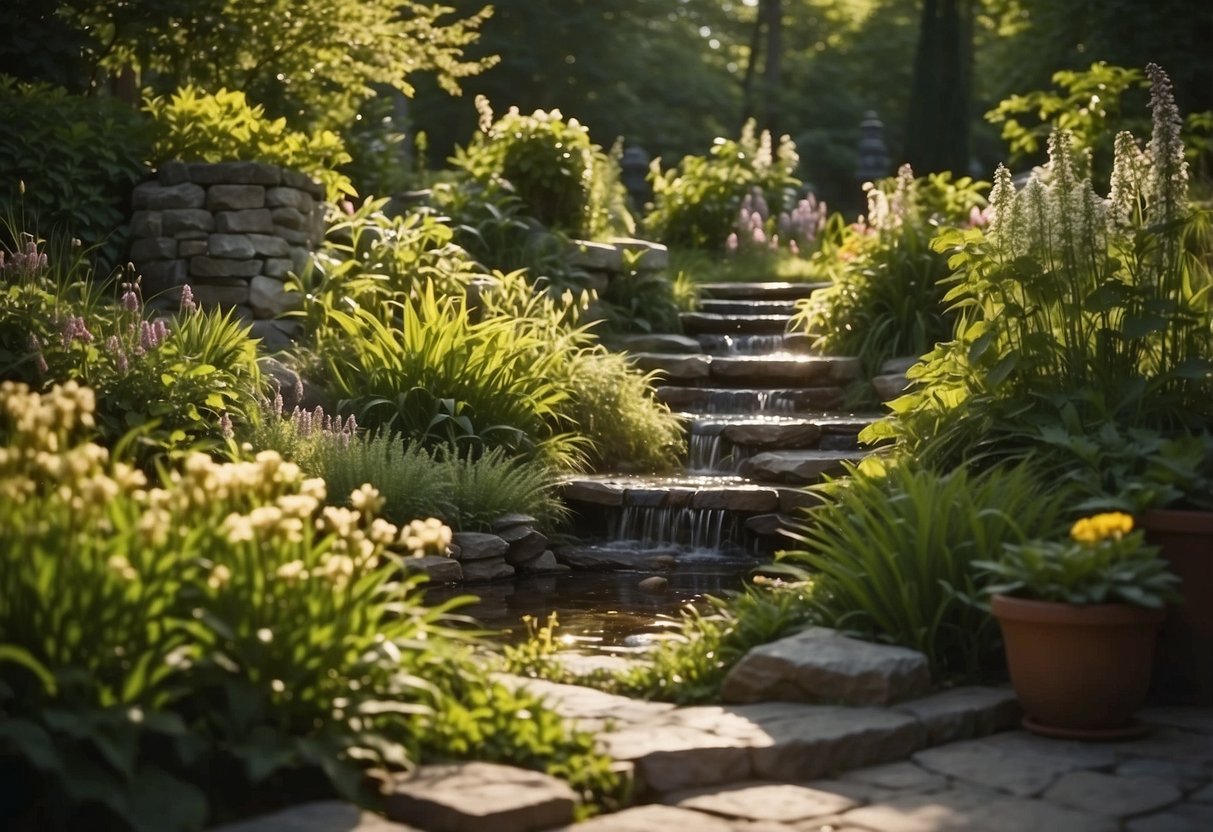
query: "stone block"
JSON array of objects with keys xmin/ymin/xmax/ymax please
[
  {"xmin": 460, "ymin": 557, "xmax": 514, "ymax": 581},
  {"xmin": 132, "ymin": 181, "xmax": 205, "ymax": 210},
  {"xmin": 129, "ymin": 236, "xmax": 177, "ymax": 261},
  {"xmin": 161, "ymin": 208, "xmax": 215, "ymax": 235},
  {"xmin": 402, "ymin": 555, "xmax": 462, "ymax": 584},
  {"xmin": 842, "ymin": 785, "xmax": 1117, "ymax": 832},
  {"xmin": 740, "ymin": 450, "xmax": 867, "ymax": 485},
  {"xmin": 207, "ymin": 184, "xmax": 266, "ymax": 211},
  {"xmin": 450, "ymin": 532, "xmax": 509, "ymax": 561},
  {"xmin": 892, "ymin": 686, "xmax": 1021, "ymax": 744},
  {"xmin": 569, "ymin": 240, "xmax": 622, "ymax": 272},
  {"xmin": 664, "ymin": 781, "xmax": 857, "ymax": 824},
  {"xmin": 208, "ymin": 800, "xmax": 419, "ymax": 832},
  {"xmin": 560, "ymin": 479, "xmax": 625, "ymax": 506},
  {"xmin": 873, "ymin": 372, "xmax": 909, "ymax": 401},
  {"xmin": 271, "ymin": 206, "xmax": 308, "ymax": 230},
  {"xmin": 246, "ymin": 233, "xmax": 291, "ymax": 257},
  {"xmin": 249, "ymin": 275, "xmax": 301, "ymax": 319},
  {"xmin": 190, "ymin": 256, "xmax": 262, "ymax": 279},
  {"xmin": 187, "ymin": 161, "xmax": 281, "ymax": 186},
  {"xmin": 262, "ymin": 257, "xmax": 296, "ymax": 278},
  {"xmin": 282, "ymin": 168, "xmax": 325, "ymax": 197},
  {"xmin": 608, "ymin": 236, "xmax": 670, "ymax": 270},
  {"xmin": 178, "ymin": 240, "xmax": 207, "ymax": 257},
  {"xmin": 276, "ymin": 225, "xmax": 311, "ymax": 245},
  {"xmin": 505, "ymin": 529, "xmax": 549, "ymax": 564},
  {"xmin": 493, "ymin": 514, "xmax": 538, "ymax": 538},
  {"xmin": 156, "ymin": 162, "xmax": 190, "ymax": 185},
  {"xmin": 629, "ymin": 353, "xmax": 711, "ymax": 380},
  {"xmin": 189, "ymin": 283, "xmax": 250, "ymax": 308},
  {"xmin": 721, "ymin": 627, "xmax": 931, "ymax": 706},
  {"xmin": 385, "ymin": 762, "xmax": 576, "ymax": 832},
  {"xmin": 517, "ymin": 551, "xmax": 566, "ymax": 573},
  {"xmin": 208, "ymin": 234, "xmax": 256, "ymax": 259},
  {"xmin": 689, "ymin": 486, "xmax": 779, "ymax": 512},
  {"xmin": 216, "ymin": 209, "xmax": 275, "ymax": 234},
  {"xmin": 289, "ymin": 247, "xmax": 311, "ymax": 271},
  {"xmin": 267, "ymin": 186, "xmax": 313, "ymax": 211},
  {"xmin": 137, "ymin": 259, "xmax": 187, "ymax": 294},
  {"xmin": 547, "ymin": 805, "xmax": 733, "ymax": 832},
  {"xmin": 608, "ymin": 333, "xmax": 702, "ymax": 353},
  {"xmin": 248, "ymin": 319, "xmax": 303, "ymax": 352},
  {"xmin": 721, "ymin": 422, "xmax": 823, "ymax": 449},
  {"xmin": 130, "ymin": 210, "xmax": 162, "ymax": 238}
]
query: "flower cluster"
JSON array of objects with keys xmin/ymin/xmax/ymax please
[
  {"xmin": 1070, "ymin": 512, "xmax": 1134, "ymax": 545},
  {"xmin": 725, "ymin": 187, "xmax": 826, "ymax": 257},
  {"xmin": 0, "ymin": 236, "xmax": 48, "ymax": 280}
]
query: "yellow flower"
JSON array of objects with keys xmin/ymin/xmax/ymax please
[{"xmin": 1070, "ymin": 512, "xmax": 1134, "ymax": 544}]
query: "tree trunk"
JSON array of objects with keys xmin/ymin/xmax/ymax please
[{"xmin": 905, "ymin": 0, "xmax": 973, "ymax": 174}]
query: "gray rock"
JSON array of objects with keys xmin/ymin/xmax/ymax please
[
  {"xmin": 741, "ymin": 450, "xmax": 867, "ymax": 485},
  {"xmin": 282, "ymin": 168, "xmax": 325, "ymax": 197},
  {"xmin": 841, "ymin": 784, "xmax": 1117, "ymax": 832},
  {"xmin": 1127, "ymin": 804, "xmax": 1213, "ymax": 831},
  {"xmin": 207, "ymin": 184, "xmax": 266, "ymax": 211},
  {"xmin": 779, "ymin": 487, "xmax": 823, "ymax": 514},
  {"xmin": 208, "ymin": 800, "xmax": 419, "ymax": 831},
  {"xmin": 161, "ymin": 209, "xmax": 215, "ymax": 236},
  {"xmin": 1115, "ymin": 758, "xmax": 1212, "ymax": 794},
  {"xmin": 611, "ymin": 333, "xmax": 702, "ymax": 353},
  {"xmin": 892, "ymin": 686, "xmax": 1021, "ymax": 744},
  {"xmin": 840, "ymin": 760, "xmax": 949, "ymax": 792},
  {"xmin": 517, "ymin": 551, "xmax": 567, "ymax": 574},
  {"xmin": 208, "ymin": 233, "xmax": 256, "ymax": 259},
  {"xmin": 492, "ymin": 513, "xmax": 538, "ymax": 534},
  {"xmin": 216, "ymin": 209, "xmax": 276, "ymax": 234},
  {"xmin": 1043, "ymin": 771, "xmax": 1182, "ymax": 818},
  {"xmin": 689, "ymin": 486, "xmax": 780, "ymax": 512},
  {"xmin": 744, "ymin": 513, "xmax": 788, "ymax": 536},
  {"xmin": 277, "ymin": 225, "xmax": 312, "ymax": 245},
  {"xmin": 639, "ymin": 576, "xmax": 669, "ymax": 594},
  {"xmin": 450, "ymin": 532, "xmax": 509, "ymax": 561},
  {"xmin": 873, "ymin": 372, "xmax": 909, "ymax": 401},
  {"xmin": 402, "ymin": 555, "xmax": 462, "ymax": 584},
  {"xmin": 137, "ymin": 259, "xmax": 187, "ymax": 294},
  {"xmin": 130, "ymin": 237, "xmax": 178, "ymax": 260},
  {"xmin": 189, "ymin": 283, "xmax": 250, "ymax": 308},
  {"xmin": 548, "ymin": 805, "xmax": 732, "ymax": 832},
  {"xmin": 720, "ymin": 422, "xmax": 823, "ymax": 449},
  {"xmin": 130, "ymin": 210, "xmax": 162, "ymax": 238},
  {"xmin": 880, "ymin": 355, "xmax": 920, "ymax": 375},
  {"xmin": 249, "ymin": 275, "xmax": 300, "ymax": 318},
  {"xmin": 249, "ymin": 320, "xmax": 301, "ymax": 352},
  {"xmin": 271, "ymin": 205, "xmax": 308, "ymax": 230},
  {"xmin": 262, "ymin": 257, "xmax": 297, "ymax": 278},
  {"xmin": 608, "ymin": 237, "xmax": 670, "ymax": 270},
  {"xmin": 555, "ymin": 545, "xmax": 679, "ymax": 570},
  {"xmin": 187, "ymin": 161, "xmax": 281, "ymax": 186},
  {"xmin": 665, "ymin": 780, "xmax": 857, "ymax": 823},
  {"xmin": 267, "ymin": 186, "xmax": 313, "ymax": 211},
  {"xmin": 191, "ymin": 256, "xmax": 262, "ymax": 279},
  {"xmin": 384, "ymin": 762, "xmax": 576, "ymax": 832},
  {"xmin": 132, "ymin": 181, "xmax": 206, "ymax": 210},
  {"xmin": 460, "ymin": 557, "xmax": 514, "ymax": 581},
  {"xmin": 247, "ymin": 233, "xmax": 291, "ymax": 257},
  {"xmin": 559, "ymin": 479, "xmax": 625, "ymax": 506},
  {"xmin": 630, "ymin": 353, "xmax": 711, "ymax": 380},
  {"xmin": 601, "ymin": 723, "xmax": 754, "ymax": 794},
  {"xmin": 568, "ymin": 240, "xmax": 622, "ymax": 271},
  {"xmin": 721, "ymin": 627, "xmax": 930, "ymax": 706},
  {"xmin": 156, "ymin": 162, "xmax": 190, "ymax": 186},
  {"xmin": 912, "ymin": 734, "xmax": 1114, "ymax": 797},
  {"xmin": 178, "ymin": 240, "xmax": 207, "ymax": 257},
  {"xmin": 505, "ymin": 529, "xmax": 549, "ymax": 564},
  {"xmin": 710, "ymin": 355, "xmax": 862, "ymax": 385}
]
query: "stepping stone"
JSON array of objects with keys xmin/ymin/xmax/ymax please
[
  {"xmin": 740, "ymin": 449, "xmax": 868, "ymax": 484},
  {"xmin": 208, "ymin": 801, "xmax": 419, "ymax": 831},
  {"xmin": 1042, "ymin": 771, "xmax": 1182, "ymax": 818},
  {"xmin": 840, "ymin": 784, "xmax": 1118, "ymax": 832},
  {"xmin": 1115, "ymin": 758, "xmax": 1212, "ymax": 793},
  {"xmin": 663, "ymin": 780, "xmax": 858, "ymax": 823},
  {"xmin": 656, "ymin": 386, "xmax": 846, "ymax": 413},
  {"xmin": 911, "ymin": 733, "xmax": 1116, "ymax": 797},
  {"xmin": 891, "ymin": 686, "xmax": 1021, "ymax": 744},
  {"xmin": 720, "ymin": 626, "xmax": 931, "ymax": 706},
  {"xmin": 839, "ymin": 760, "xmax": 949, "ymax": 792},
  {"xmin": 680, "ymin": 312, "xmax": 792, "ymax": 335},
  {"xmin": 548, "ymin": 804, "xmax": 734, "ymax": 832},
  {"xmin": 699, "ymin": 299, "xmax": 800, "ymax": 316},
  {"xmin": 628, "ymin": 352, "xmax": 711, "ymax": 380},
  {"xmin": 384, "ymin": 762, "xmax": 577, "ymax": 832},
  {"xmin": 708, "ymin": 355, "xmax": 862, "ymax": 386},
  {"xmin": 606, "ymin": 333, "xmax": 703, "ymax": 353},
  {"xmin": 1127, "ymin": 803, "xmax": 1213, "ymax": 831},
  {"xmin": 698, "ymin": 281, "xmax": 827, "ymax": 301}
]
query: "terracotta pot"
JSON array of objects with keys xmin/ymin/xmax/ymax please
[
  {"xmin": 1142, "ymin": 508, "xmax": 1213, "ymax": 705},
  {"xmin": 991, "ymin": 594, "xmax": 1163, "ymax": 740}
]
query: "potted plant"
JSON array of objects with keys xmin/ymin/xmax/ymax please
[{"xmin": 975, "ymin": 512, "xmax": 1181, "ymax": 740}]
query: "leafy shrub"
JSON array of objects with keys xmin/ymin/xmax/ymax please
[
  {"xmin": 645, "ymin": 120, "xmax": 800, "ymax": 251},
  {"xmin": 454, "ymin": 97, "xmax": 628, "ymax": 237},
  {"xmin": 144, "ymin": 86, "xmax": 354, "ymax": 201},
  {"xmin": 0, "ymin": 235, "xmax": 263, "ymax": 461},
  {"xmin": 0, "ymin": 78, "xmax": 152, "ymax": 259},
  {"xmin": 779, "ymin": 461, "xmax": 1074, "ymax": 681}
]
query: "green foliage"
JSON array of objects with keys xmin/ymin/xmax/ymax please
[
  {"xmin": 975, "ymin": 513, "xmax": 1181, "ymax": 608},
  {"xmin": 865, "ymin": 69, "xmax": 1213, "ymax": 464},
  {"xmin": 595, "ymin": 256, "xmax": 685, "ymax": 335},
  {"xmin": 453, "ymin": 97, "xmax": 631, "ymax": 237},
  {"xmin": 645, "ymin": 121, "xmax": 801, "ymax": 251},
  {"xmin": 0, "ymin": 78, "xmax": 152, "ymax": 259},
  {"xmin": 313, "ymin": 282, "xmax": 584, "ymax": 468},
  {"xmin": 501, "ymin": 584, "xmax": 819, "ymax": 705},
  {"xmin": 143, "ymin": 86, "xmax": 355, "ymax": 201},
  {"xmin": 0, "ymin": 235, "xmax": 263, "ymax": 462},
  {"xmin": 669, "ymin": 246, "xmax": 823, "ymax": 284},
  {"xmin": 779, "ymin": 460, "xmax": 1074, "ymax": 681},
  {"xmin": 307, "ymin": 429, "xmax": 567, "ymax": 532},
  {"xmin": 553, "ymin": 348, "xmax": 683, "ymax": 473}
]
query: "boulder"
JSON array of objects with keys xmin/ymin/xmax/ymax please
[
  {"xmin": 505, "ymin": 529, "xmax": 549, "ymax": 564},
  {"xmin": 460, "ymin": 557, "xmax": 514, "ymax": 582},
  {"xmin": 450, "ymin": 532, "xmax": 509, "ymax": 561},
  {"xmin": 403, "ymin": 555, "xmax": 463, "ymax": 584},
  {"xmin": 721, "ymin": 626, "xmax": 931, "ymax": 706}
]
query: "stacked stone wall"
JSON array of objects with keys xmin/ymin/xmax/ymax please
[{"xmin": 128, "ymin": 161, "xmax": 325, "ymax": 348}]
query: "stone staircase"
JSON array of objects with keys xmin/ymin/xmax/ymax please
[{"xmin": 560, "ymin": 281, "xmax": 882, "ymax": 558}]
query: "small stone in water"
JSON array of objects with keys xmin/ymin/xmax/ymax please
[{"xmin": 639, "ymin": 576, "xmax": 669, "ymax": 594}]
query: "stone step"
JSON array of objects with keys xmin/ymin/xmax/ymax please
[
  {"xmin": 698, "ymin": 299, "xmax": 800, "ymax": 317},
  {"xmin": 697, "ymin": 332, "xmax": 816, "ymax": 356},
  {"xmin": 560, "ymin": 474, "xmax": 782, "ymax": 514},
  {"xmin": 739, "ymin": 448, "xmax": 870, "ymax": 485},
  {"xmin": 680, "ymin": 312, "xmax": 792, "ymax": 336},
  {"xmin": 698, "ymin": 281, "xmax": 828, "ymax": 301},
  {"xmin": 656, "ymin": 386, "xmax": 846, "ymax": 413},
  {"xmin": 631, "ymin": 354, "xmax": 861, "ymax": 388},
  {"xmin": 684, "ymin": 415, "xmax": 881, "ymax": 474}
]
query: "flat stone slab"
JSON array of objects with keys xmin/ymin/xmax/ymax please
[
  {"xmin": 656, "ymin": 386, "xmax": 846, "ymax": 413},
  {"xmin": 629, "ymin": 352, "xmax": 712, "ymax": 380},
  {"xmin": 558, "ymin": 475, "xmax": 778, "ymax": 512},
  {"xmin": 709, "ymin": 355, "xmax": 862, "ymax": 386},
  {"xmin": 698, "ymin": 299, "xmax": 800, "ymax": 316},
  {"xmin": 698, "ymin": 281, "xmax": 828, "ymax": 301},
  {"xmin": 912, "ymin": 733, "xmax": 1116, "ymax": 797},
  {"xmin": 384, "ymin": 762, "xmax": 577, "ymax": 832},
  {"xmin": 208, "ymin": 802, "xmax": 419, "ymax": 831},
  {"xmin": 549, "ymin": 804, "xmax": 734, "ymax": 832},
  {"xmin": 680, "ymin": 312, "xmax": 792, "ymax": 335},
  {"xmin": 1042, "ymin": 771, "xmax": 1182, "ymax": 818},
  {"xmin": 840, "ymin": 784, "xmax": 1118, "ymax": 832},
  {"xmin": 402, "ymin": 554, "xmax": 462, "ymax": 583},
  {"xmin": 741, "ymin": 449, "xmax": 869, "ymax": 484},
  {"xmin": 717, "ymin": 421, "xmax": 823, "ymax": 449},
  {"xmin": 839, "ymin": 760, "xmax": 949, "ymax": 793},
  {"xmin": 720, "ymin": 626, "xmax": 931, "ymax": 706},
  {"xmin": 664, "ymin": 780, "xmax": 858, "ymax": 822},
  {"xmin": 608, "ymin": 333, "xmax": 702, "ymax": 353},
  {"xmin": 872, "ymin": 372, "xmax": 909, "ymax": 401},
  {"xmin": 1127, "ymin": 803, "xmax": 1213, "ymax": 831},
  {"xmin": 890, "ymin": 686, "xmax": 1021, "ymax": 744}
]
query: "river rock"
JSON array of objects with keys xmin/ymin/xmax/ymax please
[
  {"xmin": 721, "ymin": 626, "xmax": 931, "ymax": 706},
  {"xmin": 639, "ymin": 576, "xmax": 669, "ymax": 594},
  {"xmin": 517, "ymin": 551, "xmax": 568, "ymax": 574},
  {"xmin": 450, "ymin": 532, "xmax": 509, "ymax": 561},
  {"xmin": 403, "ymin": 555, "xmax": 462, "ymax": 584},
  {"xmin": 556, "ymin": 545, "xmax": 679, "ymax": 570},
  {"xmin": 460, "ymin": 557, "xmax": 514, "ymax": 582},
  {"xmin": 740, "ymin": 450, "xmax": 866, "ymax": 484},
  {"xmin": 491, "ymin": 513, "xmax": 538, "ymax": 534},
  {"xmin": 505, "ymin": 529, "xmax": 549, "ymax": 564},
  {"xmin": 385, "ymin": 762, "xmax": 577, "ymax": 832}
]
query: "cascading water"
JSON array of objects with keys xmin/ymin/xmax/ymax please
[
  {"xmin": 699, "ymin": 333, "xmax": 788, "ymax": 355},
  {"xmin": 612, "ymin": 505, "xmax": 740, "ymax": 551},
  {"xmin": 701, "ymin": 389, "xmax": 796, "ymax": 414}
]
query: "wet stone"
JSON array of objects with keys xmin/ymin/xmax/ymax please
[
  {"xmin": 1042, "ymin": 771, "xmax": 1182, "ymax": 818},
  {"xmin": 505, "ymin": 529, "xmax": 548, "ymax": 564},
  {"xmin": 720, "ymin": 422, "xmax": 823, "ymax": 449},
  {"xmin": 559, "ymin": 479, "xmax": 624, "ymax": 506},
  {"xmin": 872, "ymin": 373, "xmax": 909, "ymax": 401},
  {"xmin": 610, "ymin": 333, "xmax": 702, "ymax": 353},
  {"xmin": 384, "ymin": 762, "xmax": 577, "ymax": 832},
  {"xmin": 460, "ymin": 556, "xmax": 514, "ymax": 581},
  {"xmin": 690, "ymin": 486, "xmax": 779, "ymax": 512},
  {"xmin": 403, "ymin": 555, "xmax": 462, "ymax": 584},
  {"xmin": 630, "ymin": 352, "xmax": 711, "ymax": 380},
  {"xmin": 492, "ymin": 513, "xmax": 537, "ymax": 533},
  {"xmin": 450, "ymin": 532, "xmax": 509, "ymax": 561},
  {"xmin": 741, "ymin": 450, "xmax": 867, "ymax": 485}
]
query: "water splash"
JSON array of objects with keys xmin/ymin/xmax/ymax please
[
  {"xmin": 702, "ymin": 389, "xmax": 796, "ymax": 414},
  {"xmin": 699, "ymin": 333, "xmax": 787, "ymax": 355}
]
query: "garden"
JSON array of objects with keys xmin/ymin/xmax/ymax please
[{"xmin": 2, "ymin": 2, "xmax": 1212, "ymax": 831}]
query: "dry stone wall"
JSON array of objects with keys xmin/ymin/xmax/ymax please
[{"xmin": 128, "ymin": 161, "xmax": 326, "ymax": 349}]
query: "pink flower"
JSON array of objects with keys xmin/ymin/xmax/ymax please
[{"xmin": 179, "ymin": 284, "xmax": 197, "ymax": 315}]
